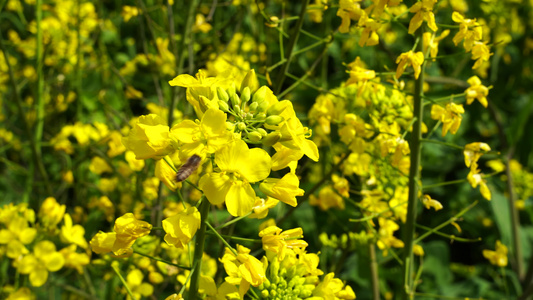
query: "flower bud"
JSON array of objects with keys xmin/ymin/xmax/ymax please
[
  {"xmin": 237, "ymin": 122, "xmax": 246, "ymax": 131},
  {"xmin": 218, "ymin": 100, "xmax": 229, "ymax": 112},
  {"xmin": 257, "ymin": 128, "xmax": 267, "ymax": 136},
  {"xmin": 241, "ymin": 69, "xmax": 259, "ymax": 93},
  {"xmin": 262, "ymin": 132, "xmax": 282, "ymax": 147},
  {"xmin": 241, "ymin": 87, "xmax": 251, "ymax": 103},
  {"xmin": 265, "ymin": 115, "xmax": 284, "ymax": 126},
  {"xmin": 257, "ymin": 100, "xmax": 270, "ymax": 113},
  {"xmin": 217, "ymin": 87, "xmax": 229, "ymax": 102},
  {"xmin": 230, "ymin": 94, "xmax": 240, "ymax": 108},
  {"xmin": 247, "ymin": 131, "xmax": 262, "ymax": 143},
  {"xmin": 267, "ymin": 101, "xmax": 287, "ymax": 116},
  {"xmin": 248, "ymin": 102, "xmax": 258, "ymax": 112}
]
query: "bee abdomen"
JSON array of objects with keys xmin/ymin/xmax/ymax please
[{"xmin": 175, "ymin": 154, "xmax": 202, "ymax": 182}]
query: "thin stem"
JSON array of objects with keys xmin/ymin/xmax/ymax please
[
  {"xmin": 188, "ymin": 196, "xmax": 210, "ymax": 299},
  {"xmin": 214, "ymin": 212, "xmax": 252, "ymax": 230},
  {"xmin": 369, "ymin": 243, "xmax": 380, "ymax": 300},
  {"xmin": 133, "ymin": 250, "xmax": 191, "ymax": 269},
  {"xmin": 274, "ymin": 0, "xmax": 310, "ymax": 95},
  {"xmin": 414, "ymin": 201, "xmax": 479, "ymax": 244},
  {"xmin": 205, "ymin": 222, "xmax": 238, "ymax": 255},
  {"xmin": 420, "ymin": 138, "xmax": 465, "ymax": 150},
  {"xmin": 402, "ymin": 28, "xmax": 426, "ymax": 300},
  {"xmin": 111, "ymin": 264, "xmax": 137, "ymax": 300}
]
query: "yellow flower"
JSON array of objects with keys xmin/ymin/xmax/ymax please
[
  {"xmin": 395, "ymin": 51, "xmax": 425, "ymax": 79},
  {"xmin": 220, "ymin": 245, "xmax": 267, "ymax": 289},
  {"xmin": 193, "ymin": 14, "xmax": 212, "ymax": 33},
  {"xmin": 17, "ymin": 240, "xmax": 65, "ymax": 287},
  {"xmin": 59, "ymin": 244, "xmax": 90, "ymax": 274},
  {"xmin": 155, "ymin": 157, "xmax": 180, "ymax": 191},
  {"xmin": 470, "ymin": 42, "xmax": 492, "ymax": 70},
  {"xmin": 451, "ymin": 12, "xmax": 482, "ymax": 51},
  {"xmin": 422, "ymin": 194, "xmax": 443, "ymax": 211},
  {"xmin": 313, "ymin": 273, "xmax": 356, "ymax": 299},
  {"xmin": 376, "ymin": 218, "xmax": 405, "ymax": 256},
  {"xmin": 336, "ymin": 0, "xmax": 363, "ymax": 33},
  {"xmin": 463, "ymin": 142, "xmax": 491, "ymax": 168},
  {"xmin": 89, "ymin": 156, "xmax": 112, "ymax": 174},
  {"xmin": 169, "ymin": 108, "xmax": 232, "ymax": 161},
  {"xmin": 121, "ymin": 5, "xmax": 139, "ymax": 22},
  {"xmin": 90, "ymin": 213, "xmax": 152, "ymax": 256},
  {"xmin": 259, "ymin": 172, "xmax": 304, "ymax": 207},
  {"xmin": 122, "ymin": 114, "xmax": 174, "ymax": 160},
  {"xmin": 483, "ymin": 240, "xmax": 508, "ymax": 267},
  {"xmin": 346, "ymin": 57, "xmax": 376, "ymax": 94},
  {"xmin": 310, "ymin": 186, "xmax": 345, "ymax": 211},
  {"xmin": 430, "ymin": 103, "xmax": 465, "ymax": 136},
  {"xmin": 0, "ymin": 215, "xmax": 37, "ymax": 259},
  {"xmin": 125, "ymin": 150, "xmax": 145, "ymax": 171},
  {"xmin": 38, "ymin": 197, "xmax": 66, "ymax": 229},
  {"xmin": 249, "ymin": 197, "xmax": 279, "ymax": 219},
  {"xmin": 199, "ymin": 140, "xmax": 271, "ymax": 216},
  {"xmin": 107, "ymin": 131, "xmax": 127, "ymax": 157},
  {"xmin": 125, "ymin": 268, "xmax": 154, "ymax": 300},
  {"xmin": 162, "ymin": 207, "xmax": 201, "ymax": 249},
  {"xmin": 60, "ymin": 214, "xmax": 88, "ymax": 249},
  {"xmin": 259, "ymin": 226, "xmax": 308, "ymax": 260},
  {"xmin": 423, "ymin": 30, "xmax": 450, "ymax": 59},
  {"xmin": 467, "ymin": 164, "xmax": 491, "ymax": 200},
  {"xmin": 358, "ymin": 13, "xmax": 380, "ymax": 47},
  {"xmin": 408, "ymin": 0, "xmax": 438, "ymax": 34}
]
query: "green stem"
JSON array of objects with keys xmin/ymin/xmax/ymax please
[
  {"xmin": 414, "ymin": 201, "xmax": 478, "ymax": 244},
  {"xmin": 0, "ymin": 24, "xmax": 52, "ymax": 199},
  {"xmin": 214, "ymin": 212, "xmax": 252, "ymax": 230},
  {"xmin": 402, "ymin": 29, "xmax": 426, "ymax": 300},
  {"xmin": 504, "ymin": 149, "xmax": 523, "ymax": 279},
  {"xmin": 420, "ymin": 138, "xmax": 465, "ymax": 150},
  {"xmin": 111, "ymin": 264, "xmax": 137, "ymax": 300},
  {"xmin": 415, "ymin": 223, "xmax": 481, "ymax": 243},
  {"xmin": 274, "ymin": 0, "xmax": 310, "ymax": 95},
  {"xmin": 188, "ymin": 196, "xmax": 210, "ymax": 299},
  {"xmin": 369, "ymin": 243, "xmax": 380, "ymax": 300},
  {"xmin": 133, "ymin": 250, "xmax": 191, "ymax": 269},
  {"xmin": 205, "ymin": 222, "xmax": 238, "ymax": 256}
]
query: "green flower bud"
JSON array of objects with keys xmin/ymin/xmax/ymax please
[
  {"xmin": 261, "ymin": 290, "xmax": 269, "ymax": 298},
  {"xmin": 218, "ymin": 100, "xmax": 229, "ymax": 112},
  {"xmin": 230, "ymin": 94, "xmax": 240, "ymax": 108},
  {"xmin": 265, "ymin": 115, "xmax": 284, "ymax": 126},
  {"xmin": 241, "ymin": 87, "xmax": 251, "ymax": 103},
  {"xmin": 241, "ymin": 69, "xmax": 259, "ymax": 93},
  {"xmin": 227, "ymin": 84, "xmax": 236, "ymax": 98},
  {"xmin": 257, "ymin": 128, "xmax": 267, "ymax": 136},
  {"xmin": 267, "ymin": 101, "xmax": 287, "ymax": 116},
  {"xmin": 256, "ymin": 112, "xmax": 267, "ymax": 120},
  {"xmin": 247, "ymin": 131, "xmax": 263, "ymax": 143},
  {"xmin": 262, "ymin": 131, "xmax": 282, "ymax": 147},
  {"xmin": 249, "ymin": 102, "xmax": 258, "ymax": 112},
  {"xmin": 234, "ymin": 105, "xmax": 242, "ymax": 114},
  {"xmin": 217, "ymin": 87, "xmax": 229, "ymax": 102},
  {"xmin": 237, "ymin": 122, "xmax": 246, "ymax": 131},
  {"xmin": 257, "ymin": 100, "xmax": 270, "ymax": 113}
]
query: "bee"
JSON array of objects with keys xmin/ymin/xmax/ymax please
[{"xmin": 175, "ymin": 154, "xmax": 202, "ymax": 182}]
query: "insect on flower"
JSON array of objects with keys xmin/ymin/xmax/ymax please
[{"xmin": 175, "ymin": 154, "xmax": 202, "ymax": 182}]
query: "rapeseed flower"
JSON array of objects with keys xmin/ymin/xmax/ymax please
[
  {"xmin": 220, "ymin": 245, "xmax": 267, "ymax": 291},
  {"xmin": 259, "ymin": 172, "xmax": 304, "ymax": 207},
  {"xmin": 483, "ymin": 240, "xmax": 508, "ymax": 267},
  {"xmin": 395, "ymin": 51, "xmax": 425, "ymax": 79},
  {"xmin": 162, "ymin": 207, "xmax": 201, "ymax": 249},
  {"xmin": 17, "ymin": 240, "xmax": 65, "ymax": 287},
  {"xmin": 122, "ymin": 114, "xmax": 174, "ymax": 160},
  {"xmin": 199, "ymin": 139, "xmax": 271, "ymax": 216},
  {"xmin": 38, "ymin": 197, "xmax": 65, "ymax": 229},
  {"xmin": 408, "ymin": 0, "xmax": 438, "ymax": 34},
  {"xmin": 430, "ymin": 103, "xmax": 465, "ymax": 136},
  {"xmin": 259, "ymin": 226, "xmax": 308, "ymax": 260}
]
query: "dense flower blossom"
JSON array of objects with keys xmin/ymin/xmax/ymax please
[{"xmin": 17, "ymin": 240, "xmax": 65, "ymax": 287}]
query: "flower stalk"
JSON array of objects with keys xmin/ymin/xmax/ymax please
[
  {"xmin": 188, "ymin": 196, "xmax": 210, "ymax": 299},
  {"xmin": 402, "ymin": 30, "xmax": 426, "ymax": 300}
]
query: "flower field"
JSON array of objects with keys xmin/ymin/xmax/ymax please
[{"xmin": 1, "ymin": 0, "xmax": 533, "ymax": 299}]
